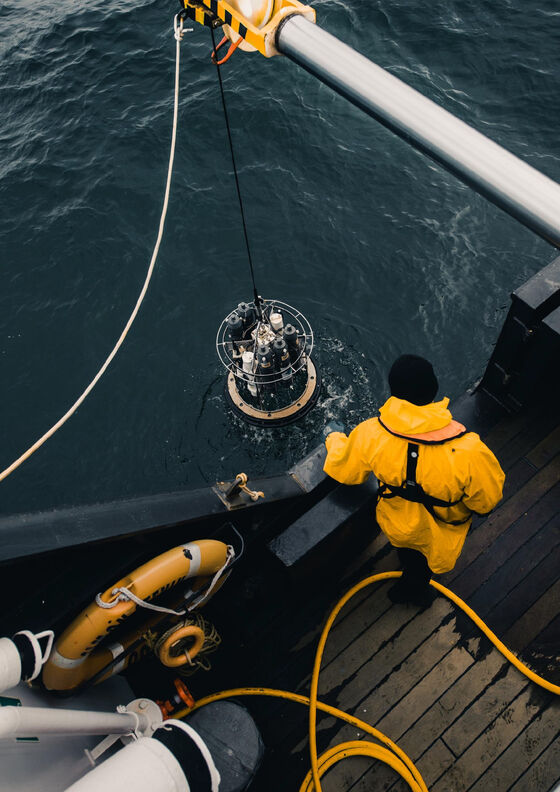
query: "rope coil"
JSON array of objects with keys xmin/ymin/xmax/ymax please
[{"xmin": 155, "ymin": 613, "xmax": 222, "ymax": 675}]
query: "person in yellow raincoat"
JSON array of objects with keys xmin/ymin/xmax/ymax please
[{"xmin": 324, "ymin": 355, "xmax": 505, "ymax": 606}]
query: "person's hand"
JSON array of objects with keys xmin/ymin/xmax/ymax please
[{"xmin": 323, "ymin": 421, "xmax": 345, "ymax": 437}]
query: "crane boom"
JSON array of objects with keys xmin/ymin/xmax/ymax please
[{"xmin": 180, "ymin": 1, "xmax": 560, "ymax": 248}]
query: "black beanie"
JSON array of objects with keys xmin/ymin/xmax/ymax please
[{"xmin": 388, "ymin": 354, "xmax": 439, "ymax": 406}]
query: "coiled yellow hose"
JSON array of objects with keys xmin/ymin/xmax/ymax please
[{"xmin": 176, "ymin": 571, "xmax": 560, "ymax": 791}]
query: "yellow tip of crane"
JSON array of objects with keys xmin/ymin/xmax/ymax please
[{"xmin": 182, "ymin": 0, "xmax": 316, "ymax": 57}]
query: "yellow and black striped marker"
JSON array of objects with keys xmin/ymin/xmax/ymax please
[{"xmin": 181, "ymin": 0, "xmax": 316, "ymax": 58}]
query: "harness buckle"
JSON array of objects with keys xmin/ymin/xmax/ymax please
[{"xmin": 403, "ymin": 479, "xmax": 423, "ymax": 503}]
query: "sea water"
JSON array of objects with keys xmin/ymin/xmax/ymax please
[{"xmin": 1, "ymin": 0, "xmax": 558, "ymax": 513}]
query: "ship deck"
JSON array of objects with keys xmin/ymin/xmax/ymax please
[{"xmin": 200, "ymin": 394, "xmax": 560, "ymax": 791}]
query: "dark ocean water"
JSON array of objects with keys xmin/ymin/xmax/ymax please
[{"xmin": 1, "ymin": 0, "xmax": 559, "ymax": 515}]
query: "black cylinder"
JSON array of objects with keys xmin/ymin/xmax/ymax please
[
  {"xmin": 283, "ymin": 324, "xmax": 300, "ymax": 363},
  {"xmin": 273, "ymin": 338, "xmax": 292, "ymax": 380},
  {"xmin": 154, "ymin": 723, "xmax": 214, "ymax": 792},
  {"xmin": 187, "ymin": 701, "xmax": 264, "ymax": 792},
  {"xmin": 226, "ymin": 312, "xmax": 244, "ymax": 341},
  {"xmin": 256, "ymin": 344, "xmax": 274, "ymax": 381},
  {"xmin": 11, "ymin": 633, "xmax": 36, "ymax": 681},
  {"xmin": 237, "ymin": 302, "xmax": 256, "ymax": 329}
]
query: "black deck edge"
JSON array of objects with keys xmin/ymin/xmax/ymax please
[
  {"xmin": 479, "ymin": 255, "xmax": 560, "ymax": 411},
  {"xmin": 0, "ymin": 441, "xmax": 331, "ymax": 564},
  {"xmin": 543, "ymin": 303, "xmax": 560, "ymax": 335},
  {"xmin": 289, "ymin": 443, "xmax": 328, "ymax": 491},
  {"xmin": 513, "ymin": 255, "xmax": 560, "ymax": 319},
  {"xmin": 267, "ymin": 478, "xmax": 379, "ymax": 571},
  {"xmin": 0, "ymin": 472, "xmax": 305, "ymax": 564}
]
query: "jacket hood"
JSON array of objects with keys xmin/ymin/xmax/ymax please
[{"xmin": 379, "ymin": 396, "xmax": 453, "ymax": 435}]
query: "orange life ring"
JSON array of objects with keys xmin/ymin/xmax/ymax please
[
  {"xmin": 157, "ymin": 625, "xmax": 206, "ymax": 668},
  {"xmin": 42, "ymin": 539, "xmax": 230, "ymax": 692}
]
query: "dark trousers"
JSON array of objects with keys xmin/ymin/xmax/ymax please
[{"xmin": 396, "ymin": 547, "xmax": 432, "ymax": 591}]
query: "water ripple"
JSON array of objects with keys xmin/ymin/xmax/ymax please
[{"xmin": 0, "ymin": 0, "xmax": 557, "ymax": 512}]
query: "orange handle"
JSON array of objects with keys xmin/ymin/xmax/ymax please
[{"xmin": 211, "ymin": 34, "xmax": 243, "ymax": 65}]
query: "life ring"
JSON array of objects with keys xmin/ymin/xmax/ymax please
[
  {"xmin": 42, "ymin": 539, "xmax": 231, "ymax": 692},
  {"xmin": 157, "ymin": 624, "xmax": 206, "ymax": 668}
]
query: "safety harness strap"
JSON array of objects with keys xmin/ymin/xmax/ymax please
[
  {"xmin": 406, "ymin": 442, "xmax": 420, "ymax": 491},
  {"xmin": 377, "ymin": 442, "xmax": 471, "ymax": 526}
]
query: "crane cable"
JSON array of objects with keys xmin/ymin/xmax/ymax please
[
  {"xmin": 209, "ymin": 24, "xmax": 262, "ymax": 316},
  {"xmin": 174, "ymin": 571, "xmax": 560, "ymax": 792},
  {"xmin": 0, "ymin": 16, "xmax": 187, "ymax": 484}
]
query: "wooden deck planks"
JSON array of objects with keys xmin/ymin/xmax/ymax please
[
  {"xmin": 432, "ymin": 687, "xmax": 550, "ymax": 791},
  {"xmin": 441, "ymin": 667, "xmax": 529, "ymax": 756},
  {"xmin": 483, "ymin": 407, "xmax": 536, "ymax": 456},
  {"xmin": 468, "ymin": 697, "xmax": 560, "ymax": 792},
  {"xmin": 226, "ymin": 408, "xmax": 560, "ymax": 791},
  {"xmin": 225, "ymin": 554, "xmax": 405, "ymax": 753},
  {"xmin": 489, "ymin": 407, "xmax": 559, "ymax": 472},
  {"xmin": 417, "ymin": 740, "xmax": 457, "ymax": 788},
  {"xmin": 257, "ymin": 598, "xmax": 458, "ymax": 788},
  {"xmin": 319, "ymin": 641, "xmax": 555, "ymax": 792},
  {"xmin": 526, "ymin": 424, "xmax": 560, "ymax": 469},
  {"xmin": 508, "ymin": 730, "xmax": 560, "ymax": 792},
  {"xmin": 244, "ymin": 534, "xmax": 398, "ymax": 691},
  {"xmin": 321, "ymin": 584, "xmax": 395, "ymax": 668},
  {"xmin": 394, "ymin": 650, "xmax": 510, "ymax": 759},
  {"xmin": 466, "ymin": 519, "xmax": 559, "ymax": 623},
  {"xmin": 318, "ymin": 623, "xmax": 473, "ymax": 755},
  {"xmin": 448, "ymin": 482, "xmax": 560, "ymax": 601},
  {"xmin": 533, "ymin": 611, "xmax": 560, "ymax": 655},
  {"xmin": 317, "ymin": 598, "xmax": 451, "ymax": 707},
  {"xmin": 486, "ymin": 539, "xmax": 560, "ymax": 637},
  {"xmin": 503, "ymin": 577, "xmax": 560, "ymax": 649},
  {"xmin": 297, "ymin": 608, "xmax": 478, "ymax": 791},
  {"xmin": 372, "ymin": 643, "xmax": 474, "ymax": 742},
  {"xmin": 446, "ymin": 455, "xmax": 560, "ymax": 584}
]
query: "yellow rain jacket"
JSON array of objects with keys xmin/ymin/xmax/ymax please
[{"xmin": 324, "ymin": 396, "xmax": 505, "ymax": 574}]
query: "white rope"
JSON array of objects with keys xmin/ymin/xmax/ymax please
[
  {"xmin": 186, "ymin": 545, "xmax": 235, "ymax": 611},
  {"xmin": 95, "ymin": 587, "xmax": 187, "ymax": 617},
  {"xmin": 95, "ymin": 545, "xmax": 235, "ymax": 616},
  {"xmin": 160, "ymin": 720, "xmax": 221, "ymax": 792},
  {"xmin": 13, "ymin": 629, "xmax": 55, "ymax": 681},
  {"xmin": 0, "ymin": 17, "xmax": 186, "ymax": 483}
]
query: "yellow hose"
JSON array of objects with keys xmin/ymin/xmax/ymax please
[
  {"xmin": 175, "ymin": 685, "xmax": 426, "ymax": 792},
  {"xmin": 175, "ymin": 571, "xmax": 560, "ymax": 791},
  {"xmin": 430, "ymin": 579, "xmax": 560, "ymax": 695}
]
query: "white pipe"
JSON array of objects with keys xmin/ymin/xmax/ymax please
[
  {"xmin": 277, "ymin": 16, "xmax": 560, "ymax": 248},
  {"xmin": 0, "ymin": 706, "xmax": 149, "ymax": 738},
  {"xmin": 63, "ymin": 738, "xmax": 189, "ymax": 792},
  {"xmin": 164, "ymin": 720, "xmax": 220, "ymax": 792},
  {"xmin": 0, "ymin": 630, "xmax": 55, "ymax": 693},
  {"xmin": 0, "ymin": 638, "xmax": 22, "ymax": 693}
]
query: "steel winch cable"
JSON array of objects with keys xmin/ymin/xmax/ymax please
[
  {"xmin": 210, "ymin": 25, "xmax": 262, "ymax": 317},
  {"xmin": 0, "ymin": 17, "xmax": 186, "ymax": 483},
  {"xmin": 174, "ymin": 571, "xmax": 560, "ymax": 792}
]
